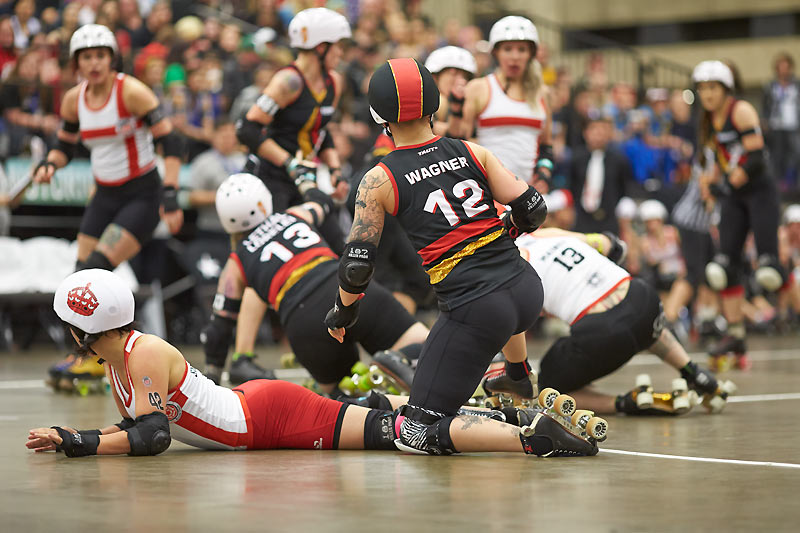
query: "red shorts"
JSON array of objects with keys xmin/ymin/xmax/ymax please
[{"xmin": 233, "ymin": 380, "xmax": 347, "ymax": 450}]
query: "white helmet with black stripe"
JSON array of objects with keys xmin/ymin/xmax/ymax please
[
  {"xmin": 70, "ymin": 24, "xmax": 118, "ymax": 59},
  {"xmin": 215, "ymin": 173, "xmax": 273, "ymax": 234}
]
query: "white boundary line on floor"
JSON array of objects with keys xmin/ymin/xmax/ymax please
[
  {"xmin": 628, "ymin": 348, "xmax": 800, "ymax": 366},
  {"xmin": 0, "ymin": 379, "xmax": 46, "ymax": 389},
  {"xmin": 602, "ymin": 448, "xmax": 800, "ymax": 469},
  {"xmin": 727, "ymin": 392, "xmax": 800, "ymax": 403}
]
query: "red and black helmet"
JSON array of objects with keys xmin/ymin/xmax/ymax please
[{"xmin": 368, "ymin": 58, "xmax": 440, "ymax": 124}]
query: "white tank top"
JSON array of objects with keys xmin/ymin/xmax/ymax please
[
  {"xmin": 475, "ymin": 73, "xmax": 546, "ymax": 182},
  {"xmin": 108, "ymin": 331, "xmax": 253, "ymax": 451},
  {"xmin": 516, "ymin": 234, "xmax": 631, "ymax": 324},
  {"xmin": 78, "ymin": 73, "xmax": 156, "ymax": 185}
]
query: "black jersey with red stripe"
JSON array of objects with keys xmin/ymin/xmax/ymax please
[
  {"xmin": 378, "ymin": 136, "xmax": 526, "ymax": 310},
  {"xmin": 269, "ymin": 65, "xmax": 335, "ymax": 159},
  {"xmin": 711, "ymin": 99, "xmax": 765, "ymax": 180},
  {"xmin": 232, "ymin": 211, "xmax": 337, "ymax": 320}
]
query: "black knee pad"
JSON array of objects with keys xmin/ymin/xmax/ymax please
[
  {"xmin": 705, "ymin": 254, "xmax": 741, "ymax": 291},
  {"xmin": 538, "ymin": 337, "xmax": 577, "ymax": 390},
  {"xmin": 363, "ymin": 409, "xmax": 398, "ymax": 450},
  {"xmin": 755, "ymin": 254, "xmax": 787, "ymax": 292},
  {"xmin": 396, "ymin": 405, "xmax": 458, "ymax": 455},
  {"xmin": 82, "ymin": 251, "xmax": 115, "ymax": 271}
]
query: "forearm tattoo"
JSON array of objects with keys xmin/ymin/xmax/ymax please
[{"xmin": 348, "ymin": 168, "xmax": 387, "ymax": 246}]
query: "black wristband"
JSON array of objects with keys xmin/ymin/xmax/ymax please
[
  {"xmin": 161, "ymin": 185, "xmax": 180, "ymax": 212},
  {"xmin": 36, "ymin": 160, "xmax": 56, "ymax": 174}
]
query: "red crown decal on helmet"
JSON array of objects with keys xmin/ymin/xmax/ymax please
[{"xmin": 67, "ymin": 283, "xmax": 99, "ymax": 316}]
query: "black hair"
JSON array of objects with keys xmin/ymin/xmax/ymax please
[{"xmin": 68, "ymin": 321, "xmax": 136, "ymax": 357}]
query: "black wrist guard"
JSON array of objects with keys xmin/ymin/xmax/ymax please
[
  {"xmin": 303, "ymin": 186, "xmax": 334, "ymax": 217},
  {"xmin": 602, "ymin": 231, "xmax": 628, "ymax": 265},
  {"xmin": 161, "ymin": 185, "xmax": 180, "ymax": 212},
  {"xmin": 448, "ymin": 93, "xmax": 465, "ymax": 118},
  {"xmin": 52, "ymin": 426, "xmax": 100, "ymax": 458},
  {"xmin": 324, "ymin": 292, "xmax": 362, "ymax": 330},
  {"xmin": 35, "ymin": 160, "xmax": 57, "ymax": 175}
]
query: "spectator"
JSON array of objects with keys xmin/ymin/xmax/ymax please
[
  {"xmin": 118, "ymin": 0, "xmax": 143, "ymax": 36},
  {"xmin": 0, "ymin": 14, "xmax": 16, "ymax": 78},
  {"xmin": 603, "ymin": 82, "xmax": 636, "ymax": 142},
  {"xmin": 130, "ymin": 0, "xmax": 171, "ymax": 48},
  {"xmin": 96, "ymin": 0, "xmax": 133, "ymax": 64},
  {"xmin": 10, "ymin": 0, "xmax": 39, "ymax": 49},
  {"xmin": 762, "ymin": 52, "xmax": 800, "ymax": 194},
  {"xmin": 229, "ymin": 62, "xmax": 276, "ymax": 122},
  {"xmin": 568, "ymin": 113, "xmax": 634, "ymax": 233},
  {"xmin": 45, "ymin": 2, "xmax": 80, "ymax": 59}
]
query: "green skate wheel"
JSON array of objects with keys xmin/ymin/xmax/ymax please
[
  {"xmin": 338, "ymin": 376, "xmax": 356, "ymax": 393},
  {"xmin": 387, "ymin": 385, "xmax": 400, "ymax": 395},
  {"xmin": 75, "ymin": 382, "xmax": 90, "ymax": 397},
  {"xmin": 280, "ymin": 353, "xmax": 297, "ymax": 368},
  {"xmin": 351, "ymin": 361, "xmax": 369, "ymax": 375}
]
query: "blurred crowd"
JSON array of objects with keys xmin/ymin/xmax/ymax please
[{"xmin": 0, "ymin": 0, "xmax": 798, "ymax": 343}]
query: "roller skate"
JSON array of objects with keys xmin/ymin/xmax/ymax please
[
  {"xmin": 519, "ymin": 409, "xmax": 599, "ymax": 457},
  {"xmin": 615, "ymin": 374, "xmax": 692, "ymax": 416},
  {"xmin": 370, "ymin": 350, "xmax": 414, "ymax": 393},
  {"xmin": 46, "ymin": 354, "xmax": 78, "ymax": 391},
  {"xmin": 480, "ymin": 354, "xmax": 538, "ymax": 408},
  {"xmin": 229, "ymin": 353, "xmax": 276, "ymax": 385},
  {"xmin": 339, "ymin": 362, "xmax": 378, "ymax": 396},
  {"xmin": 708, "ymin": 336, "xmax": 749, "ymax": 372},
  {"xmin": 60, "ymin": 357, "xmax": 108, "ymax": 396},
  {"xmin": 535, "ymin": 387, "xmax": 609, "ymax": 443},
  {"xmin": 280, "ymin": 352, "xmax": 301, "ymax": 369},
  {"xmin": 680, "ymin": 362, "xmax": 737, "ymax": 413}
]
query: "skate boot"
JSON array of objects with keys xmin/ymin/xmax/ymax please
[
  {"xmin": 46, "ymin": 354, "xmax": 77, "ymax": 391},
  {"xmin": 680, "ymin": 362, "xmax": 737, "ymax": 413},
  {"xmin": 481, "ymin": 355, "xmax": 538, "ymax": 407},
  {"xmin": 204, "ymin": 364, "xmax": 223, "ymax": 385},
  {"xmin": 615, "ymin": 374, "xmax": 692, "ymax": 416},
  {"xmin": 708, "ymin": 336, "xmax": 748, "ymax": 372},
  {"xmin": 370, "ymin": 350, "xmax": 414, "ymax": 393},
  {"xmin": 61, "ymin": 357, "xmax": 108, "ymax": 396},
  {"xmin": 536, "ymin": 387, "xmax": 609, "ymax": 443},
  {"xmin": 519, "ymin": 412, "xmax": 599, "ymax": 457},
  {"xmin": 229, "ymin": 353, "xmax": 276, "ymax": 385}
]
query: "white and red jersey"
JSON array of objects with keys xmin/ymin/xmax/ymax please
[
  {"xmin": 516, "ymin": 234, "xmax": 631, "ymax": 324},
  {"xmin": 475, "ymin": 73, "xmax": 546, "ymax": 182},
  {"xmin": 78, "ymin": 73, "xmax": 156, "ymax": 185},
  {"xmin": 108, "ymin": 331, "xmax": 253, "ymax": 451}
]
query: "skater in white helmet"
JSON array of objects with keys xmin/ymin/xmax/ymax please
[
  {"xmin": 424, "ymin": 45, "xmax": 477, "ymax": 135},
  {"xmin": 448, "ymin": 16, "xmax": 554, "ymax": 192}
]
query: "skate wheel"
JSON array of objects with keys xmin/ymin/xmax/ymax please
[
  {"xmin": 351, "ymin": 361, "xmax": 369, "ymax": 375},
  {"xmin": 537, "ymin": 388, "xmax": 559, "ymax": 409},
  {"xmin": 706, "ymin": 395, "xmax": 726, "ymax": 414},
  {"xmin": 635, "ymin": 374, "xmax": 652, "ymax": 388},
  {"xmin": 636, "ymin": 390, "xmax": 654, "ymax": 409},
  {"xmin": 571, "ymin": 409, "xmax": 594, "ymax": 427},
  {"xmin": 719, "ymin": 380, "xmax": 737, "ymax": 395},
  {"xmin": 586, "ymin": 417, "xmax": 608, "ymax": 442},
  {"xmin": 735, "ymin": 355, "xmax": 751, "ymax": 371},
  {"xmin": 75, "ymin": 382, "xmax": 90, "ymax": 397},
  {"xmin": 338, "ymin": 376, "xmax": 356, "ymax": 393},
  {"xmin": 553, "ymin": 394, "xmax": 577, "ymax": 417},
  {"xmin": 483, "ymin": 396, "xmax": 501, "ymax": 409},
  {"xmin": 369, "ymin": 370, "xmax": 385, "ymax": 387},
  {"xmin": 280, "ymin": 353, "xmax": 297, "ymax": 369},
  {"xmin": 672, "ymin": 394, "xmax": 691, "ymax": 412},
  {"xmin": 387, "ymin": 386, "xmax": 401, "ymax": 396},
  {"xmin": 671, "ymin": 378, "xmax": 688, "ymax": 393}
]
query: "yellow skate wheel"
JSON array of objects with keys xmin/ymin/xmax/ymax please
[
  {"xmin": 280, "ymin": 353, "xmax": 297, "ymax": 369},
  {"xmin": 75, "ymin": 381, "xmax": 90, "ymax": 397},
  {"xmin": 538, "ymin": 388, "xmax": 559, "ymax": 409},
  {"xmin": 586, "ymin": 417, "xmax": 608, "ymax": 442},
  {"xmin": 553, "ymin": 394, "xmax": 577, "ymax": 417},
  {"xmin": 571, "ymin": 409, "xmax": 594, "ymax": 428}
]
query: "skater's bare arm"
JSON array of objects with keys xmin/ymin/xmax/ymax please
[
  {"xmin": 235, "ymin": 288, "xmax": 268, "ymax": 355},
  {"xmin": 648, "ymin": 328, "xmax": 690, "ymax": 369}
]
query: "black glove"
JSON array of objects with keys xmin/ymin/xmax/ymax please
[
  {"xmin": 502, "ymin": 212, "xmax": 519, "ymax": 239},
  {"xmin": 161, "ymin": 185, "xmax": 180, "ymax": 212},
  {"xmin": 51, "ymin": 427, "xmax": 100, "ymax": 458},
  {"xmin": 324, "ymin": 292, "xmax": 362, "ymax": 330},
  {"xmin": 602, "ymin": 231, "xmax": 628, "ymax": 265},
  {"xmin": 709, "ymin": 181, "xmax": 731, "ymax": 198}
]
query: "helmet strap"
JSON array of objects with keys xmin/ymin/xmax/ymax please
[{"xmin": 383, "ymin": 124, "xmax": 393, "ymax": 138}]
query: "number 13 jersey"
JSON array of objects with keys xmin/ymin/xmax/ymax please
[
  {"xmin": 378, "ymin": 136, "xmax": 526, "ymax": 311},
  {"xmin": 515, "ymin": 234, "xmax": 630, "ymax": 324}
]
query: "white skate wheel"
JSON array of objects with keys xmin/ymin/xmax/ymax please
[
  {"xmin": 671, "ymin": 378, "xmax": 688, "ymax": 393},
  {"xmin": 708, "ymin": 395, "xmax": 726, "ymax": 414},
  {"xmin": 636, "ymin": 391, "xmax": 653, "ymax": 409},
  {"xmin": 635, "ymin": 374, "xmax": 652, "ymax": 388},
  {"xmin": 673, "ymin": 394, "xmax": 691, "ymax": 412},
  {"xmin": 369, "ymin": 372, "xmax": 385, "ymax": 386},
  {"xmin": 720, "ymin": 380, "xmax": 737, "ymax": 395}
]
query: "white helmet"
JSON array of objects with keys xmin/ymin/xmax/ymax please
[
  {"xmin": 424, "ymin": 46, "xmax": 477, "ymax": 76},
  {"xmin": 615, "ymin": 196, "xmax": 638, "ymax": 220},
  {"xmin": 54, "ymin": 269, "xmax": 134, "ymax": 334},
  {"xmin": 489, "ymin": 16, "xmax": 539, "ymax": 50},
  {"xmin": 692, "ymin": 60, "xmax": 734, "ymax": 90},
  {"xmin": 69, "ymin": 24, "xmax": 118, "ymax": 59},
  {"xmin": 543, "ymin": 189, "xmax": 573, "ymax": 212},
  {"xmin": 216, "ymin": 173, "xmax": 273, "ymax": 234},
  {"xmin": 288, "ymin": 8, "xmax": 351, "ymax": 50},
  {"xmin": 638, "ymin": 199, "xmax": 668, "ymax": 221},
  {"xmin": 784, "ymin": 204, "xmax": 800, "ymax": 224}
]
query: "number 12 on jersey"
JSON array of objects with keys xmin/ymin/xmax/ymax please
[{"xmin": 424, "ymin": 179, "xmax": 489, "ymax": 226}]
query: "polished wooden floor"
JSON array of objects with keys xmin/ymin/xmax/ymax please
[{"xmin": 2, "ymin": 335, "xmax": 799, "ymax": 532}]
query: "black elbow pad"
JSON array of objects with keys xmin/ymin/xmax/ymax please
[
  {"xmin": 57, "ymin": 138, "xmax": 77, "ymax": 162},
  {"xmin": 236, "ymin": 118, "xmax": 268, "ymax": 154},
  {"xmin": 508, "ymin": 186, "xmax": 547, "ymax": 234},
  {"xmin": 338, "ymin": 242, "xmax": 377, "ymax": 294},
  {"xmin": 740, "ymin": 149, "xmax": 765, "ymax": 179},
  {"xmin": 127, "ymin": 411, "xmax": 171, "ymax": 456},
  {"xmin": 154, "ymin": 131, "xmax": 185, "ymax": 159}
]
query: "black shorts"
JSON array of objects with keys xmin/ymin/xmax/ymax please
[
  {"xmin": 282, "ymin": 273, "xmax": 417, "ymax": 384},
  {"xmin": 79, "ymin": 169, "xmax": 161, "ymax": 245},
  {"xmin": 538, "ymin": 278, "xmax": 663, "ymax": 392}
]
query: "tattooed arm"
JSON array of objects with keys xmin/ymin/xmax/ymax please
[{"xmin": 338, "ymin": 166, "xmax": 394, "ymax": 305}]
